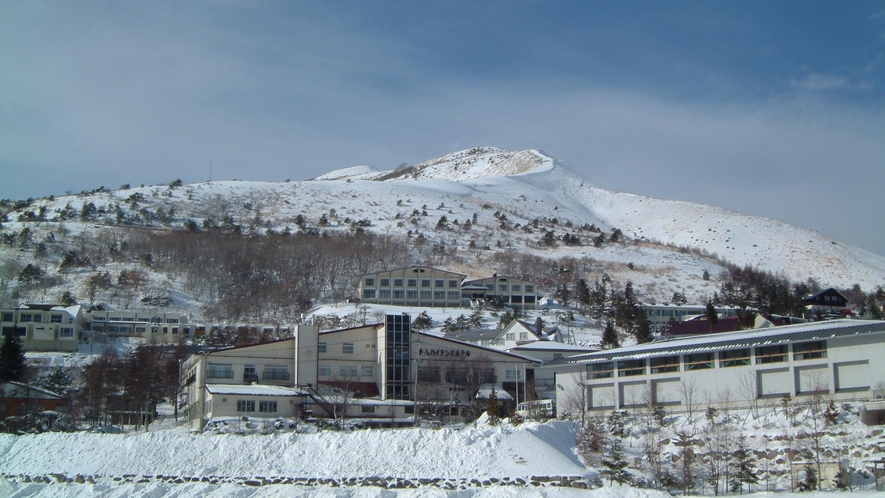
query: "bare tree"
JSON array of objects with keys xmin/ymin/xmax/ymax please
[{"xmin": 560, "ymin": 372, "xmax": 588, "ymax": 427}]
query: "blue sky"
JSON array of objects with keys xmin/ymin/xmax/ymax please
[{"xmin": 2, "ymin": 1, "xmax": 885, "ymax": 257}]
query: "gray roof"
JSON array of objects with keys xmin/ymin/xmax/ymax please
[
  {"xmin": 442, "ymin": 328, "xmax": 500, "ymax": 342},
  {"xmin": 543, "ymin": 319, "xmax": 885, "ymax": 367}
]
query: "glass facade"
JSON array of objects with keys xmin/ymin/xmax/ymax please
[{"xmin": 386, "ymin": 314, "xmax": 411, "ymax": 400}]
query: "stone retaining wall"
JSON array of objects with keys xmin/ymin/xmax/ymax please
[{"xmin": 2, "ymin": 473, "xmax": 591, "ymax": 490}]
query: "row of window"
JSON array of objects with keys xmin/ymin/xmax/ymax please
[
  {"xmin": 363, "ymin": 279, "xmax": 536, "ymax": 294},
  {"xmin": 483, "ymin": 284, "xmax": 534, "ymax": 293},
  {"xmin": 317, "ymin": 364, "xmax": 374, "ymax": 377},
  {"xmin": 363, "ymin": 289, "xmax": 462, "ymax": 300},
  {"xmin": 92, "ymin": 316, "xmax": 181, "ymax": 323},
  {"xmin": 236, "ymin": 400, "xmax": 278, "ymax": 413},
  {"xmin": 207, "ymin": 363, "xmax": 292, "ymax": 381},
  {"xmin": 365, "ymin": 278, "xmax": 460, "ymax": 288},
  {"xmin": 587, "ymin": 341, "xmax": 828, "ymax": 378}
]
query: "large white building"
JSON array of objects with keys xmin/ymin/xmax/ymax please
[
  {"xmin": 543, "ymin": 319, "xmax": 885, "ymax": 415},
  {"xmin": 0, "ymin": 304, "xmax": 87, "ymax": 352},
  {"xmin": 182, "ymin": 315, "xmax": 540, "ymax": 431}
]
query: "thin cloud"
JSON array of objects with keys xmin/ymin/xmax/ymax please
[{"xmin": 791, "ymin": 73, "xmax": 873, "ymax": 92}]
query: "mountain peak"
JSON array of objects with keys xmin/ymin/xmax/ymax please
[{"xmin": 400, "ymin": 147, "xmax": 555, "ymax": 182}]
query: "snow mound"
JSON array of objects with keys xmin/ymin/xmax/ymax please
[{"xmin": 312, "ymin": 165, "xmax": 382, "ymax": 181}]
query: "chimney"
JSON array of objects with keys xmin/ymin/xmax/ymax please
[{"xmin": 535, "ymin": 317, "xmax": 543, "ymax": 333}]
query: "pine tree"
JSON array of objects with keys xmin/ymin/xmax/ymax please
[
  {"xmin": 41, "ymin": 367, "xmax": 72, "ymax": 396},
  {"xmin": 798, "ymin": 463, "xmax": 818, "ymax": 492},
  {"xmin": 600, "ymin": 437, "xmax": 630, "ymax": 485},
  {"xmin": 733, "ymin": 435, "xmax": 759, "ymax": 494},
  {"xmin": 824, "ymin": 399, "xmax": 839, "ymax": 427},
  {"xmin": 601, "ymin": 321, "xmax": 620, "ymax": 349},
  {"xmin": 0, "ymin": 331, "xmax": 27, "ymax": 382},
  {"xmin": 834, "ymin": 466, "xmax": 851, "ymax": 491},
  {"xmin": 486, "ymin": 386, "xmax": 499, "ymax": 426}
]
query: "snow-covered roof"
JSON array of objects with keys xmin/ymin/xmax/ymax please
[
  {"xmin": 543, "ymin": 319, "xmax": 885, "ymax": 366},
  {"xmin": 474, "ymin": 384, "xmax": 514, "ymax": 401},
  {"xmin": 206, "ymin": 384, "xmax": 309, "ymax": 397},
  {"xmin": 507, "ymin": 342, "xmax": 598, "ymax": 352}
]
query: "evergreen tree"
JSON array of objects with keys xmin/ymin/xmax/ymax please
[
  {"xmin": 706, "ymin": 300, "xmax": 718, "ymax": 333},
  {"xmin": 0, "ymin": 331, "xmax": 27, "ymax": 382},
  {"xmin": 797, "ymin": 463, "xmax": 818, "ymax": 492},
  {"xmin": 600, "ymin": 437, "xmax": 631, "ymax": 485},
  {"xmin": 41, "ymin": 366, "xmax": 72, "ymax": 396},
  {"xmin": 601, "ymin": 321, "xmax": 620, "ymax": 349},
  {"xmin": 824, "ymin": 399, "xmax": 839, "ymax": 427},
  {"xmin": 834, "ymin": 466, "xmax": 851, "ymax": 491},
  {"xmin": 733, "ymin": 435, "xmax": 759, "ymax": 494},
  {"xmin": 486, "ymin": 386, "xmax": 499, "ymax": 426}
]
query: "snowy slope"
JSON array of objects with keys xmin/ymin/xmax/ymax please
[{"xmin": 3, "ymin": 147, "xmax": 884, "ymax": 313}]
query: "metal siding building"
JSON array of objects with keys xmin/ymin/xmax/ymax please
[{"xmin": 543, "ymin": 320, "xmax": 885, "ymax": 413}]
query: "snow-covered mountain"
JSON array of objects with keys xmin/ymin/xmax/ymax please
[
  {"xmin": 314, "ymin": 146, "xmax": 885, "ymax": 289},
  {"xmin": 3, "ymin": 147, "xmax": 884, "ymax": 312}
]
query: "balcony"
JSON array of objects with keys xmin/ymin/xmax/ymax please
[{"xmin": 243, "ymin": 372, "xmax": 259, "ymax": 382}]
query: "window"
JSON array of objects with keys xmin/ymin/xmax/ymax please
[
  {"xmin": 207, "ymin": 363, "xmax": 234, "ymax": 379},
  {"xmin": 505, "ymin": 333, "xmax": 515, "ymax": 341},
  {"xmin": 363, "ymin": 289, "xmax": 376, "ymax": 299},
  {"xmin": 418, "ymin": 367, "xmax": 440, "ymax": 382},
  {"xmin": 393, "ymin": 290, "xmax": 404, "ymax": 299},
  {"xmin": 380, "ymin": 278, "xmax": 389, "ymax": 286},
  {"xmin": 474, "ymin": 368, "xmax": 496, "ymax": 383},
  {"xmin": 499, "ymin": 284, "xmax": 508, "ymax": 291},
  {"xmin": 447, "ymin": 369, "xmax": 468, "ymax": 384},
  {"xmin": 362, "ymin": 365, "xmax": 373, "ymax": 377},
  {"xmin": 519, "ymin": 332, "xmax": 528, "ymax": 341},
  {"xmin": 617, "ymin": 359, "xmax": 646, "ymax": 377},
  {"xmin": 343, "ymin": 343, "xmax": 354, "ymax": 354},
  {"xmin": 50, "ymin": 314, "xmax": 63, "ymax": 323},
  {"xmin": 512, "ymin": 284, "xmax": 521, "ymax": 292},
  {"xmin": 259, "ymin": 401, "xmax": 277, "ymax": 413},
  {"xmin": 236, "ymin": 400, "xmax": 255, "ymax": 412},
  {"xmin": 719, "ymin": 348, "xmax": 751, "ymax": 367},
  {"xmin": 318, "ymin": 342, "xmax": 327, "ymax": 353},
  {"xmin": 506, "ymin": 369, "xmax": 522, "ymax": 380},
  {"xmin": 166, "ymin": 318, "xmax": 179, "ymax": 323},
  {"xmin": 433, "ymin": 291, "xmax": 445, "ymax": 300},
  {"xmin": 318, "ymin": 365, "xmax": 331, "ymax": 376},
  {"xmin": 1, "ymin": 312, "xmax": 12, "ymax": 321},
  {"xmin": 263, "ymin": 365, "xmax": 289, "ymax": 381},
  {"xmin": 20, "ymin": 314, "xmax": 32, "ymax": 322},
  {"xmin": 339, "ymin": 365, "xmax": 358, "ymax": 377},
  {"xmin": 244, "ymin": 365, "xmax": 258, "ymax": 381},
  {"xmin": 755, "ymin": 345, "xmax": 788, "ymax": 364},
  {"xmin": 407, "ymin": 279, "xmax": 417, "ymax": 287},
  {"xmin": 407, "ymin": 290, "xmax": 418, "ymax": 300},
  {"xmin": 448, "ymin": 279, "xmax": 459, "ymax": 288},
  {"xmin": 361, "ymin": 405, "xmax": 376, "ymax": 414},
  {"xmin": 486, "ymin": 284, "xmax": 495, "ymax": 291},
  {"xmin": 525, "ymin": 285, "xmax": 534, "ymax": 293},
  {"xmin": 420, "ymin": 290, "xmax": 432, "ymax": 300},
  {"xmin": 793, "ymin": 341, "xmax": 827, "ymax": 360},
  {"xmin": 394, "ymin": 279, "xmax": 403, "ymax": 287},
  {"xmin": 59, "ymin": 327, "xmax": 73, "ymax": 338},
  {"xmin": 588, "ymin": 362, "xmax": 614, "ymax": 379},
  {"xmin": 421, "ymin": 279, "xmax": 431, "ymax": 288},
  {"xmin": 33, "ymin": 314, "xmax": 42, "ymax": 323},
  {"xmin": 379, "ymin": 289, "xmax": 391, "ymax": 299},
  {"xmin": 447, "ymin": 291, "xmax": 460, "ymax": 300},
  {"xmin": 435, "ymin": 279, "xmax": 444, "ymax": 288},
  {"xmin": 365, "ymin": 278, "xmax": 375, "ymax": 286},
  {"xmin": 684, "ymin": 353, "xmax": 714, "ymax": 370},
  {"xmin": 650, "ymin": 356, "xmax": 680, "ymax": 374}
]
